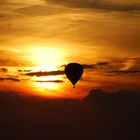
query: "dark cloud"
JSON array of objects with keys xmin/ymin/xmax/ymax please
[
  {"xmin": 18, "ymin": 69, "xmax": 32, "ymax": 73},
  {"xmin": 82, "ymin": 64, "xmax": 96, "ymax": 69},
  {"xmin": 0, "ymin": 68, "xmax": 8, "ymax": 73},
  {"xmin": 62, "ymin": 62, "xmax": 109, "ymax": 70},
  {"xmin": 61, "ymin": 64, "xmax": 95, "ymax": 69},
  {"xmin": 83, "ymin": 88, "xmax": 140, "ymax": 103},
  {"xmin": 0, "ymin": 77, "xmax": 20, "ymax": 82},
  {"xmin": 82, "ymin": 62, "xmax": 109, "ymax": 69},
  {"xmin": 35, "ymin": 80, "xmax": 64, "ymax": 83},
  {"xmin": 108, "ymin": 70, "xmax": 140, "ymax": 74},
  {"xmin": 25, "ymin": 70, "xmax": 64, "ymax": 77},
  {"xmin": 125, "ymin": 58, "xmax": 140, "ymax": 61},
  {"xmin": 47, "ymin": 0, "xmax": 140, "ymax": 12},
  {"xmin": 97, "ymin": 62, "xmax": 109, "ymax": 66},
  {"xmin": 61, "ymin": 61, "xmax": 120, "ymax": 72}
]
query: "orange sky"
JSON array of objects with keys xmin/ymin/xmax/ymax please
[{"xmin": 0, "ymin": 0, "xmax": 140, "ymax": 98}]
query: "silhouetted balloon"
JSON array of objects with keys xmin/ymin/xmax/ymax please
[{"xmin": 65, "ymin": 63, "xmax": 83, "ymax": 88}]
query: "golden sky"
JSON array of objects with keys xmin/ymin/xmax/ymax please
[{"xmin": 0, "ymin": 0, "xmax": 140, "ymax": 98}]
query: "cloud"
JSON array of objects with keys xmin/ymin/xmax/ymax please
[
  {"xmin": 62, "ymin": 60, "xmax": 135, "ymax": 73},
  {"xmin": 62, "ymin": 62, "xmax": 109, "ymax": 70},
  {"xmin": 35, "ymin": 80, "xmax": 64, "ymax": 83},
  {"xmin": 85, "ymin": 58, "xmax": 140, "ymax": 74},
  {"xmin": 0, "ymin": 68, "xmax": 8, "ymax": 73},
  {"xmin": 0, "ymin": 77, "xmax": 20, "ymax": 82},
  {"xmin": 81, "ymin": 62, "xmax": 110, "ymax": 71},
  {"xmin": 0, "ymin": 0, "xmax": 139, "ymax": 60},
  {"xmin": 108, "ymin": 70, "xmax": 140, "ymax": 74},
  {"xmin": 82, "ymin": 64, "xmax": 96, "ymax": 69},
  {"xmin": 97, "ymin": 62, "xmax": 109, "ymax": 66},
  {"xmin": 0, "ymin": 49, "xmax": 31, "ymax": 66},
  {"xmin": 25, "ymin": 70, "xmax": 64, "ymax": 76},
  {"xmin": 16, "ymin": 4, "xmax": 69, "ymax": 16},
  {"xmin": 119, "ymin": 59, "xmax": 135, "ymax": 71},
  {"xmin": 18, "ymin": 69, "xmax": 32, "ymax": 72},
  {"xmin": 105, "ymin": 58, "xmax": 140, "ymax": 74},
  {"xmin": 47, "ymin": 0, "xmax": 140, "ymax": 12},
  {"xmin": 123, "ymin": 58, "xmax": 140, "ymax": 71},
  {"xmin": 82, "ymin": 61, "xmax": 112, "ymax": 71},
  {"xmin": 83, "ymin": 88, "xmax": 140, "ymax": 103}
]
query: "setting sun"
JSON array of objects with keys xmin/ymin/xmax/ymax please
[{"xmin": 27, "ymin": 47, "xmax": 67, "ymax": 68}]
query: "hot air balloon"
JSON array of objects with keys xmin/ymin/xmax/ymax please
[{"xmin": 64, "ymin": 63, "xmax": 83, "ymax": 88}]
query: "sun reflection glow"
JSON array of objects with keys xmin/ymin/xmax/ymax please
[
  {"xmin": 34, "ymin": 82, "xmax": 58, "ymax": 90},
  {"xmin": 32, "ymin": 76, "xmax": 62, "ymax": 90}
]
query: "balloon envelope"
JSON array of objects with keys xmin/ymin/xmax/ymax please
[{"xmin": 64, "ymin": 63, "xmax": 83, "ymax": 88}]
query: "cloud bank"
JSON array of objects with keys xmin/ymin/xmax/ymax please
[{"xmin": 83, "ymin": 88, "xmax": 140, "ymax": 103}]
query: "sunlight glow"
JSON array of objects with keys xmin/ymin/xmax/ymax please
[
  {"xmin": 34, "ymin": 76, "xmax": 61, "ymax": 82},
  {"xmin": 36, "ymin": 64, "xmax": 57, "ymax": 72},
  {"xmin": 32, "ymin": 76, "xmax": 62, "ymax": 90},
  {"xmin": 28, "ymin": 47, "xmax": 66, "ymax": 68},
  {"xmin": 22, "ymin": 45, "xmax": 67, "ymax": 93},
  {"xmin": 34, "ymin": 81, "xmax": 58, "ymax": 90}
]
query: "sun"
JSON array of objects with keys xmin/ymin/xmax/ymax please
[{"xmin": 27, "ymin": 46, "xmax": 67, "ymax": 69}]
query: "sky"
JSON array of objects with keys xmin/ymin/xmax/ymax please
[{"xmin": 0, "ymin": 0, "xmax": 140, "ymax": 98}]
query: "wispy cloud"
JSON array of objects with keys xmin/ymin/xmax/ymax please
[
  {"xmin": 16, "ymin": 4, "xmax": 69, "ymax": 16},
  {"xmin": 108, "ymin": 70, "xmax": 140, "ymax": 74},
  {"xmin": 35, "ymin": 80, "xmax": 64, "ymax": 83},
  {"xmin": 0, "ymin": 77, "xmax": 20, "ymax": 82},
  {"xmin": 97, "ymin": 62, "xmax": 109, "ymax": 66},
  {"xmin": 82, "ymin": 64, "xmax": 96, "ymax": 69},
  {"xmin": 25, "ymin": 70, "xmax": 64, "ymax": 77},
  {"xmin": 120, "ymin": 59, "xmax": 135, "ymax": 71},
  {"xmin": 107, "ymin": 58, "xmax": 140, "ymax": 74},
  {"xmin": 46, "ymin": 0, "xmax": 140, "ymax": 12},
  {"xmin": 75, "ymin": 59, "xmax": 140, "ymax": 76},
  {"xmin": 62, "ymin": 62, "xmax": 109, "ymax": 70}
]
